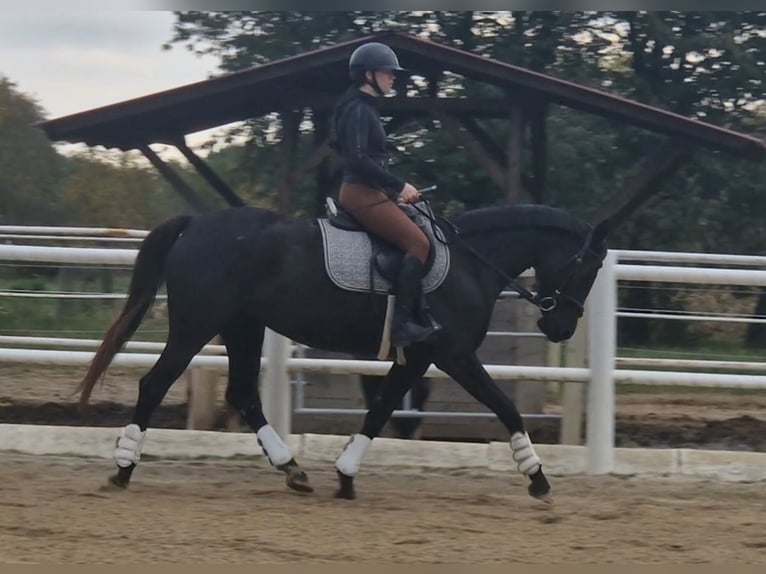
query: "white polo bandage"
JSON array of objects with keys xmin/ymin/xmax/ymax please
[
  {"xmin": 256, "ymin": 424, "xmax": 292, "ymax": 467},
  {"xmin": 114, "ymin": 424, "xmax": 146, "ymax": 468},
  {"xmin": 335, "ymin": 434, "xmax": 372, "ymax": 477},
  {"xmin": 510, "ymin": 431, "xmax": 541, "ymax": 475}
]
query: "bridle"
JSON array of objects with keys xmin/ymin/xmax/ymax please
[
  {"xmin": 412, "ymin": 201, "xmax": 603, "ymax": 314},
  {"xmin": 530, "ymin": 227, "xmax": 604, "ymax": 316},
  {"xmin": 461, "ymin": 225, "xmax": 601, "ymax": 315}
]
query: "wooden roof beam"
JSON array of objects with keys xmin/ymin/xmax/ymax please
[{"xmin": 175, "ymin": 141, "xmax": 246, "ymax": 208}]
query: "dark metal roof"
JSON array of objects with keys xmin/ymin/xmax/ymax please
[{"xmin": 37, "ymin": 31, "xmax": 766, "ymax": 160}]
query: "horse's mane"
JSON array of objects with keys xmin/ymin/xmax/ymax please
[{"xmin": 452, "ymin": 203, "xmax": 590, "ymax": 238}]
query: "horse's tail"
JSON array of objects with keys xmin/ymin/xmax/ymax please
[{"xmin": 77, "ymin": 214, "xmax": 193, "ymax": 407}]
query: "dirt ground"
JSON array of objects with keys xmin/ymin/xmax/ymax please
[
  {"xmin": 2, "ymin": 365, "xmax": 766, "ymax": 563},
  {"xmin": 2, "ymin": 365, "xmax": 766, "ymax": 451},
  {"xmin": 0, "ymin": 453, "xmax": 765, "ymax": 564}
]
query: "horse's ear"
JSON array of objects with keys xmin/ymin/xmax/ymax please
[{"xmin": 591, "ymin": 218, "xmax": 610, "ymax": 246}]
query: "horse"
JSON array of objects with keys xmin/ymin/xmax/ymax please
[
  {"xmin": 360, "ymin": 373, "xmax": 430, "ymax": 439},
  {"xmin": 77, "ymin": 201, "xmax": 609, "ymax": 503}
]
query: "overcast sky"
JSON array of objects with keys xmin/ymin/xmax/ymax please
[{"xmin": 0, "ymin": 11, "xmax": 219, "ymax": 120}]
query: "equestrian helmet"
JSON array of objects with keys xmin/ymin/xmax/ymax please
[{"xmin": 348, "ymin": 42, "xmax": 406, "ymax": 74}]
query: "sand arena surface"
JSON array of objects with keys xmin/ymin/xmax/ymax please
[{"xmin": 0, "ymin": 453, "xmax": 765, "ymax": 564}]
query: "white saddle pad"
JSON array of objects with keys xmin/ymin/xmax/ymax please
[{"xmin": 317, "ymin": 209, "xmax": 450, "ymax": 294}]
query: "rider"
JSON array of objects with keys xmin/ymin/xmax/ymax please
[{"xmin": 332, "ymin": 42, "xmax": 441, "ymax": 347}]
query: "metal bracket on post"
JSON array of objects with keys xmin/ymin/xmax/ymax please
[
  {"xmin": 586, "ymin": 250, "xmax": 617, "ymax": 474},
  {"xmin": 262, "ymin": 328, "xmax": 292, "ymax": 440}
]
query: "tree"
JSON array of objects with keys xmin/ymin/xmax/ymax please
[
  {"xmin": 0, "ymin": 77, "xmax": 62, "ymax": 224},
  {"xmin": 56, "ymin": 151, "xmax": 187, "ymax": 228}
]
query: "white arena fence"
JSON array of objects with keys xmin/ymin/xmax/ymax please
[{"xmin": 1, "ymin": 226, "xmax": 766, "ymax": 475}]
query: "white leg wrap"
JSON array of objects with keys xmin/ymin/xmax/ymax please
[
  {"xmin": 510, "ymin": 431, "xmax": 541, "ymax": 476},
  {"xmin": 335, "ymin": 434, "xmax": 372, "ymax": 477},
  {"xmin": 256, "ymin": 425, "xmax": 292, "ymax": 467},
  {"xmin": 114, "ymin": 424, "xmax": 146, "ymax": 468}
]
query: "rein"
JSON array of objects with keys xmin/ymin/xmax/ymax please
[{"xmin": 410, "ymin": 200, "xmax": 596, "ymax": 313}]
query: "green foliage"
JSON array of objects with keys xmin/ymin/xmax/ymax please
[
  {"xmin": 0, "ymin": 267, "xmax": 168, "ymax": 340},
  {"xmin": 0, "ymin": 77, "xmax": 62, "ymax": 224},
  {"xmin": 55, "ymin": 151, "xmax": 189, "ymax": 228}
]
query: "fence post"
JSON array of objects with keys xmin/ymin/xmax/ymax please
[
  {"xmin": 560, "ymin": 311, "xmax": 587, "ymax": 445},
  {"xmin": 186, "ymin": 367, "xmax": 219, "ymax": 430},
  {"xmin": 586, "ymin": 249, "xmax": 617, "ymax": 473},
  {"xmin": 262, "ymin": 328, "xmax": 291, "ymax": 439},
  {"xmin": 185, "ymin": 335, "xmax": 222, "ymax": 430}
]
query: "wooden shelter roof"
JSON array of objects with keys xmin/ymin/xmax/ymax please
[{"xmin": 37, "ymin": 31, "xmax": 766, "ymax": 160}]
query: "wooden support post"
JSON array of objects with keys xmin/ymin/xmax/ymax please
[
  {"xmin": 175, "ymin": 141, "xmax": 246, "ymax": 207},
  {"xmin": 186, "ymin": 368, "xmax": 219, "ymax": 430},
  {"xmin": 433, "ymin": 111, "xmax": 506, "ymax": 190},
  {"xmin": 186, "ymin": 335, "xmax": 223, "ymax": 430},
  {"xmin": 545, "ymin": 340, "xmax": 562, "ymax": 396},
  {"xmin": 312, "ymin": 108, "xmax": 335, "ymax": 217},
  {"xmin": 292, "ymin": 140, "xmax": 333, "ymax": 189},
  {"xmin": 277, "ymin": 110, "xmax": 301, "ymax": 215},
  {"xmin": 460, "ymin": 117, "xmax": 506, "ymax": 167},
  {"xmin": 139, "ymin": 144, "xmax": 210, "ymax": 213},
  {"xmin": 560, "ymin": 313, "xmax": 587, "ymax": 445},
  {"xmin": 505, "ymin": 104, "xmax": 524, "ymax": 203},
  {"xmin": 529, "ymin": 106, "xmax": 548, "ymax": 204},
  {"xmin": 591, "ymin": 140, "xmax": 692, "ymax": 226}
]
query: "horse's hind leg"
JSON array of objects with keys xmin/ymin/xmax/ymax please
[
  {"xmin": 108, "ymin": 326, "xmax": 217, "ymax": 489},
  {"xmin": 335, "ymin": 351, "xmax": 431, "ymax": 500},
  {"xmin": 434, "ymin": 352, "xmax": 552, "ymax": 503},
  {"xmin": 221, "ymin": 321, "xmax": 312, "ymax": 493}
]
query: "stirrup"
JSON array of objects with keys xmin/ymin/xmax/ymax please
[{"xmin": 390, "ymin": 321, "xmax": 439, "ymax": 348}]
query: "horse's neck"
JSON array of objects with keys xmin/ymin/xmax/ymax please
[{"xmin": 462, "ymin": 230, "xmax": 539, "ymax": 294}]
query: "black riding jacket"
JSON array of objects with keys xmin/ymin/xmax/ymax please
[{"xmin": 332, "ymin": 88, "xmax": 405, "ymax": 197}]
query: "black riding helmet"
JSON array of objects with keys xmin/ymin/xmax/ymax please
[{"xmin": 348, "ymin": 42, "xmax": 406, "ymax": 95}]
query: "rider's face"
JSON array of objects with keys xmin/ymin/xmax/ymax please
[{"xmin": 368, "ymin": 69, "xmax": 396, "ymax": 94}]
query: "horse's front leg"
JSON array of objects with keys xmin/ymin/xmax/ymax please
[
  {"xmin": 434, "ymin": 352, "xmax": 552, "ymax": 503},
  {"xmin": 334, "ymin": 351, "xmax": 432, "ymax": 500},
  {"xmin": 222, "ymin": 323, "xmax": 312, "ymax": 494}
]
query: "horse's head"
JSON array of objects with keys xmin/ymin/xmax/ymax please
[{"xmin": 533, "ymin": 219, "xmax": 609, "ymax": 343}]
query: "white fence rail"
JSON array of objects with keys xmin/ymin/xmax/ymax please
[{"xmin": 1, "ymin": 228, "xmax": 766, "ymax": 475}]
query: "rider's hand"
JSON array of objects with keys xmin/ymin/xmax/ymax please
[{"xmin": 398, "ymin": 183, "xmax": 421, "ymax": 204}]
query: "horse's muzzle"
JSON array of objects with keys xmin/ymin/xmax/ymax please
[{"xmin": 537, "ymin": 317, "xmax": 574, "ymax": 343}]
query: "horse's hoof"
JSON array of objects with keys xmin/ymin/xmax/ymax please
[
  {"xmin": 103, "ymin": 464, "xmax": 135, "ymax": 490},
  {"xmin": 278, "ymin": 459, "xmax": 314, "ymax": 494},
  {"xmin": 286, "ymin": 470, "xmax": 314, "ymax": 493},
  {"xmin": 104, "ymin": 473, "xmax": 130, "ymax": 490},
  {"xmin": 528, "ymin": 469, "xmax": 552, "ymax": 504},
  {"xmin": 533, "ymin": 491, "xmax": 554, "ymax": 504},
  {"xmin": 335, "ymin": 470, "xmax": 356, "ymax": 500}
]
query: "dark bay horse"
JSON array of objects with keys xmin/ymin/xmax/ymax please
[
  {"xmin": 78, "ymin": 203, "xmax": 608, "ymax": 502},
  {"xmin": 360, "ymin": 374, "xmax": 430, "ymax": 439}
]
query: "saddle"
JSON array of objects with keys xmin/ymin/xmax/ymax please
[
  {"xmin": 318, "ymin": 197, "xmax": 450, "ymax": 362},
  {"xmin": 319, "ymin": 197, "xmax": 449, "ymax": 294}
]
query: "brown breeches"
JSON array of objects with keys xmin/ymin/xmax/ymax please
[{"xmin": 338, "ymin": 183, "xmax": 430, "ymax": 264}]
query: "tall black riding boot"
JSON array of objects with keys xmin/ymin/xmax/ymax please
[
  {"xmin": 391, "ymin": 255, "xmax": 441, "ymax": 347},
  {"xmin": 414, "ymin": 279, "xmax": 443, "ymax": 334}
]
